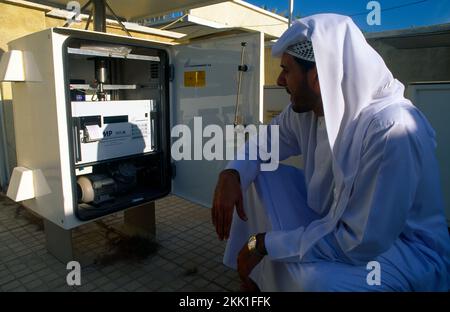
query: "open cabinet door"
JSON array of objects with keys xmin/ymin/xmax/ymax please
[{"xmin": 171, "ymin": 32, "xmax": 264, "ymax": 207}]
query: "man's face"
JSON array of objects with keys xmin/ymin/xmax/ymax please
[{"xmin": 277, "ymin": 53, "xmax": 320, "ymax": 114}]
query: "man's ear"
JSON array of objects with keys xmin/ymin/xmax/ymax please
[{"xmin": 308, "ymin": 66, "xmax": 321, "ymax": 95}]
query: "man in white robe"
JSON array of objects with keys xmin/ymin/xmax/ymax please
[{"xmin": 211, "ymin": 14, "xmax": 450, "ymax": 291}]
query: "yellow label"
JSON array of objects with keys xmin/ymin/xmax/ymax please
[{"xmin": 184, "ymin": 71, "xmax": 206, "ymax": 88}]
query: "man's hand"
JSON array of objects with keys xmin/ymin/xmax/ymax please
[
  {"xmin": 237, "ymin": 243, "xmax": 264, "ymax": 292},
  {"xmin": 212, "ymin": 169, "xmax": 247, "ymax": 240}
]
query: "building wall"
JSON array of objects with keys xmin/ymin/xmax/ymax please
[
  {"xmin": 369, "ymin": 40, "xmax": 450, "ymax": 85},
  {"xmin": 264, "ymin": 45, "xmax": 281, "ymax": 86}
]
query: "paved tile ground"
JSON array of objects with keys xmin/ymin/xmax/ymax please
[{"xmin": 0, "ymin": 194, "xmax": 240, "ymax": 292}]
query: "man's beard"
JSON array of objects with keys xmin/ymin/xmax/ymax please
[{"xmin": 290, "ymin": 85, "xmax": 317, "ymax": 113}]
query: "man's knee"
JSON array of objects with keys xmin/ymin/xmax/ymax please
[
  {"xmin": 296, "ymin": 264, "xmax": 336, "ymax": 291},
  {"xmin": 294, "ymin": 262, "xmax": 369, "ymax": 291}
]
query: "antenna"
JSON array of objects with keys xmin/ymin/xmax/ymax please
[{"xmin": 288, "ymin": 0, "xmax": 294, "ymax": 27}]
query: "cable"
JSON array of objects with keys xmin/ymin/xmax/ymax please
[
  {"xmin": 104, "ymin": 0, "xmax": 133, "ymax": 37},
  {"xmin": 159, "ymin": 13, "xmax": 189, "ymax": 30},
  {"xmin": 234, "ymin": 42, "xmax": 247, "ymax": 127},
  {"xmin": 350, "ymin": 0, "xmax": 429, "ymax": 17},
  {"xmin": 85, "ymin": 7, "xmax": 93, "ymax": 30}
]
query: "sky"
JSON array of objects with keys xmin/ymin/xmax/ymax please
[{"xmin": 245, "ymin": 0, "xmax": 450, "ymax": 32}]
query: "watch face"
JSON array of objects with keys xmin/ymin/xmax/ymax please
[{"xmin": 248, "ymin": 235, "xmax": 257, "ymax": 251}]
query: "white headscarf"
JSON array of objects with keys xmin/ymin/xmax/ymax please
[{"xmin": 272, "ymin": 14, "xmax": 424, "ymax": 256}]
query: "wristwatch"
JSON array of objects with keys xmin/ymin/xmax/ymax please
[{"xmin": 247, "ymin": 234, "xmax": 266, "ymax": 256}]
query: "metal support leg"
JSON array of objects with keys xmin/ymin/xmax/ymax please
[
  {"xmin": 43, "ymin": 218, "xmax": 93, "ymax": 265},
  {"xmin": 44, "ymin": 202, "xmax": 156, "ymax": 264},
  {"xmin": 44, "ymin": 219, "xmax": 74, "ymax": 264},
  {"xmin": 123, "ymin": 201, "xmax": 156, "ymax": 239}
]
